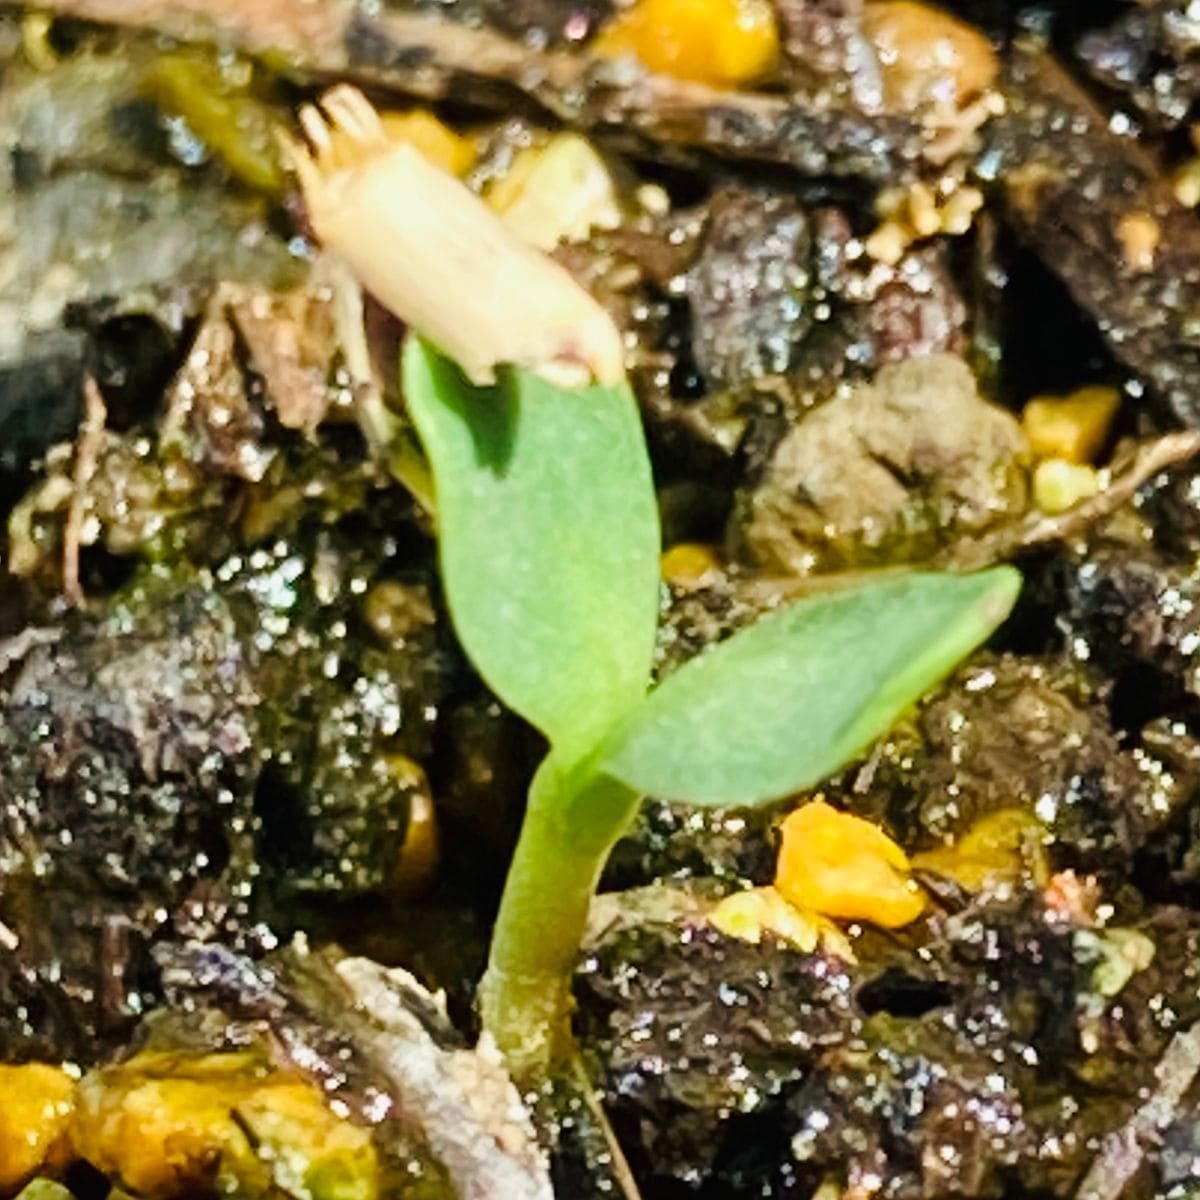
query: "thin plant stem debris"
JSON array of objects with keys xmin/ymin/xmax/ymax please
[
  {"xmin": 1076, "ymin": 1020, "xmax": 1200, "ymax": 1200},
  {"xmin": 937, "ymin": 430, "xmax": 1200, "ymax": 571},
  {"xmin": 62, "ymin": 377, "xmax": 107, "ymax": 610}
]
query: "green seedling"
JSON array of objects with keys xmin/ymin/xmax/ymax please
[
  {"xmin": 281, "ymin": 82, "xmax": 1019, "ymax": 1082},
  {"xmin": 403, "ymin": 337, "xmax": 1021, "ymax": 1083}
]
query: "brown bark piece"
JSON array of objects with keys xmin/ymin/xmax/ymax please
[
  {"xmin": 991, "ymin": 46, "xmax": 1200, "ymax": 426},
  {"xmin": 0, "ymin": 0, "xmax": 925, "ymax": 181}
]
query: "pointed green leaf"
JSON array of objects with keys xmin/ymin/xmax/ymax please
[
  {"xmin": 597, "ymin": 567, "xmax": 1020, "ymax": 807},
  {"xmin": 403, "ymin": 337, "xmax": 661, "ymax": 755}
]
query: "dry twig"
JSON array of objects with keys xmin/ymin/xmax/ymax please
[
  {"xmin": 62, "ymin": 377, "xmax": 107, "ymax": 609},
  {"xmin": 936, "ymin": 430, "xmax": 1200, "ymax": 571},
  {"xmin": 1076, "ymin": 1020, "xmax": 1200, "ymax": 1200}
]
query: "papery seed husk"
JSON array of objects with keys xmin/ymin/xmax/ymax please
[{"xmin": 303, "ymin": 141, "xmax": 624, "ymax": 387}]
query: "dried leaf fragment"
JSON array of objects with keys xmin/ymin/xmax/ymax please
[{"xmin": 229, "ymin": 284, "xmax": 338, "ymax": 435}]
